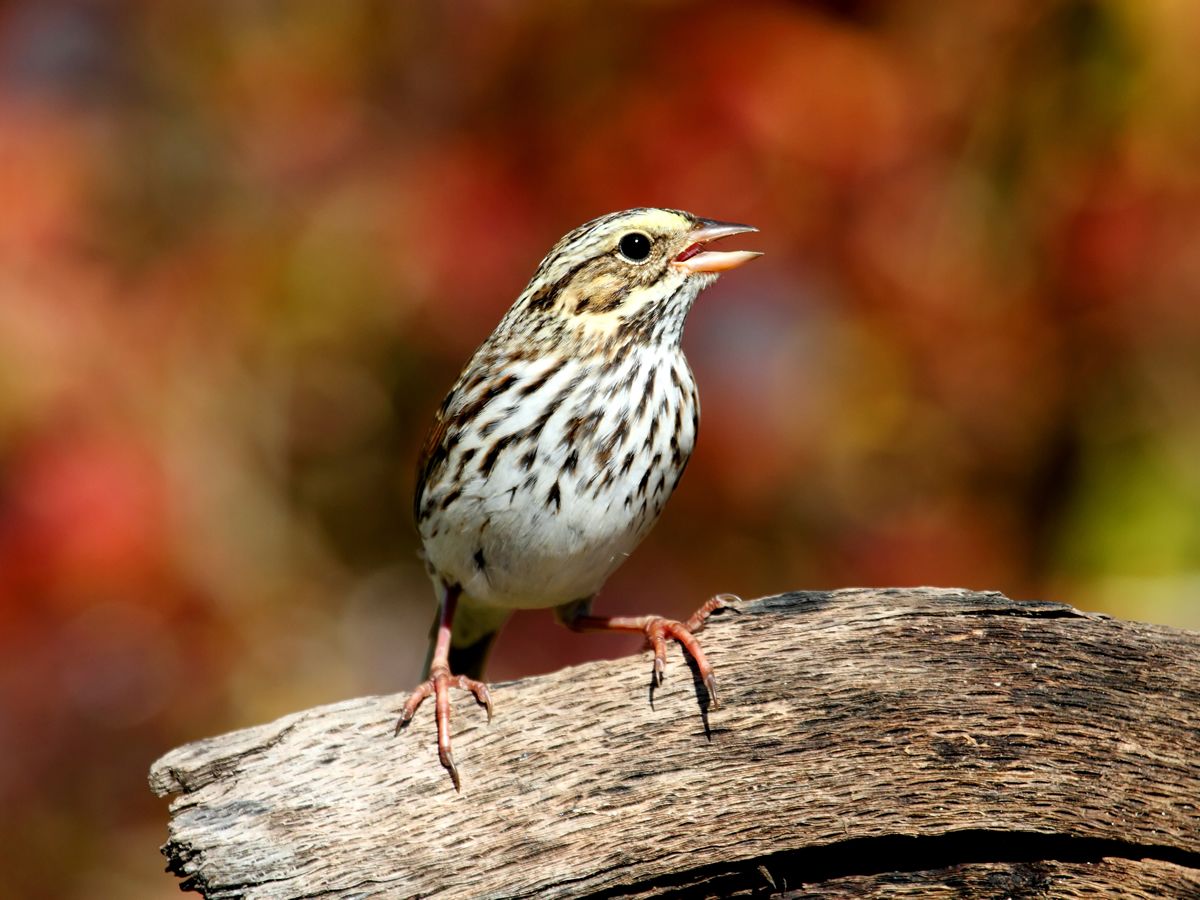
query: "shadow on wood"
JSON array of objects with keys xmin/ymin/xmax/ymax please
[{"xmin": 149, "ymin": 588, "xmax": 1200, "ymax": 898}]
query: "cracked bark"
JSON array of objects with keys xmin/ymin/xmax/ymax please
[{"xmin": 149, "ymin": 588, "xmax": 1200, "ymax": 898}]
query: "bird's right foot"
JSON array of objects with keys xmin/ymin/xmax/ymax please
[{"xmin": 395, "ymin": 666, "xmax": 492, "ymax": 792}]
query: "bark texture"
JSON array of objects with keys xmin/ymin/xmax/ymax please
[{"xmin": 149, "ymin": 588, "xmax": 1200, "ymax": 898}]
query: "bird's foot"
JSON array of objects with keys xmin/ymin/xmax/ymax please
[
  {"xmin": 394, "ymin": 666, "xmax": 492, "ymax": 792},
  {"xmin": 567, "ymin": 593, "xmax": 736, "ymax": 706},
  {"xmin": 643, "ymin": 593, "xmax": 736, "ymax": 705}
]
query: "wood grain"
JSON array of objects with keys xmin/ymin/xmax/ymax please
[{"xmin": 149, "ymin": 588, "xmax": 1200, "ymax": 898}]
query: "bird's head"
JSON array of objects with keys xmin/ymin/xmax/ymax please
[{"xmin": 501, "ymin": 208, "xmax": 760, "ymax": 348}]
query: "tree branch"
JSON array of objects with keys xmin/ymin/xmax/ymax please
[{"xmin": 149, "ymin": 588, "xmax": 1200, "ymax": 898}]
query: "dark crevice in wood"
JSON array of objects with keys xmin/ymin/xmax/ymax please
[
  {"xmin": 590, "ymin": 831, "xmax": 1200, "ymax": 898},
  {"xmin": 958, "ymin": 603, "xmax": 1088, "ymax": 619},
  {"xmin": 747, "ymin": 591, "xmax": 1089, "ymax": 623}
]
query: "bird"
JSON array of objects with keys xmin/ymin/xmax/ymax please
[{"xmin": 398, "ymin": 207, "xmax": 761, "ymax": 790}]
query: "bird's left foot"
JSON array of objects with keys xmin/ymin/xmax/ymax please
[
  {"xmin": 644, "ymin": 594, "xmax": 735, "ymax": 704},
  {"xmin": 567, "ymin": 593, "xmax": 737, "ymax": 706}
]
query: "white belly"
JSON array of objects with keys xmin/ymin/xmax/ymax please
[{"xmin": 418, "ymin": 349, "xmax": 698, "ymax": 610}]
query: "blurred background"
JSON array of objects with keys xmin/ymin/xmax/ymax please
[{"xmin": 1, "ymin": 0, "xmax": 1198, "ymax": 896}]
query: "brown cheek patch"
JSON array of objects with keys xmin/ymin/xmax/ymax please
[
  {"xmin": 572, "ymin": 271, "xmax": 626, "ymax": 315},
  {"xmin": 591, "ymin": 274, "xmax": 632, "ymax": 314}
]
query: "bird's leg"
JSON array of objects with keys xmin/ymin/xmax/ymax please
[
  {"xmin": 560, "ymin": 594, "xmax": 736, "ymax": 706},
  {"xmin": 395, "ymin": 584, "xmax": 492, "ymax": 792}
]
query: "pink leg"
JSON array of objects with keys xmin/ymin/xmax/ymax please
[
  {"xmin": 395, "ymin": 585, "xmax": 492, "ymax": 791},
  {"xmin": 564, "ymin": 593, "xmax": 736, "ymax": 705}
]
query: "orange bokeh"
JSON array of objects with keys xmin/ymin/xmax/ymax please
[{"xmin": 0, "ymin": 2, "xmax": 1197, "ymax": 896}]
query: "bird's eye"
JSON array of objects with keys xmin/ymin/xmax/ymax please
[{"xmin": 618, "ymin": 232, "xmax": 652, "ymax": 262}]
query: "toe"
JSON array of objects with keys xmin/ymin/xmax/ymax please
[
  {"xmin": 395, "ymin": 680, "xmax": 433, "ymax": 735},
  {"xmin": 470, "ymin": 680, "xmax": 494, "ymax": 723},
  {"xmin": 647, "ymin": 627, "xmax": 669, "ymax": 684}
]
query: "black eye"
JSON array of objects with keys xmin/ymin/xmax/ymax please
[{"xmin": 618, "ymin": 232, "xmax": 652, "ymax": 262}]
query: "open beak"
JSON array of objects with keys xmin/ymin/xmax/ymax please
[{"xmin": 671, "ymin": 219, "xmax": 762, "ymax": 274}]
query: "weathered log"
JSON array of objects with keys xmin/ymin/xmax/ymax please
[{"xmin": 149, "ymin": 588, "xmax": 1200, "ymax": 898}]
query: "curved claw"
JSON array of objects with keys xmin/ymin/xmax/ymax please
[
  {"xmin": 704, "ymin": 671, "xmax": 719, "ymax": 707},
  {"xmin": 439, "ymin": 746, "xmax": 461, "ymax": 793}
]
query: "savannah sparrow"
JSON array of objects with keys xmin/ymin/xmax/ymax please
[{"xmin": 399, "ymin": 208, "xmax": 760, "ymax": 789}]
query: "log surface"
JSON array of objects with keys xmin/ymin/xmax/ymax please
[{"xmin": 149, "ymin": 588, "xmax": 1200, "ymax": 898}]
